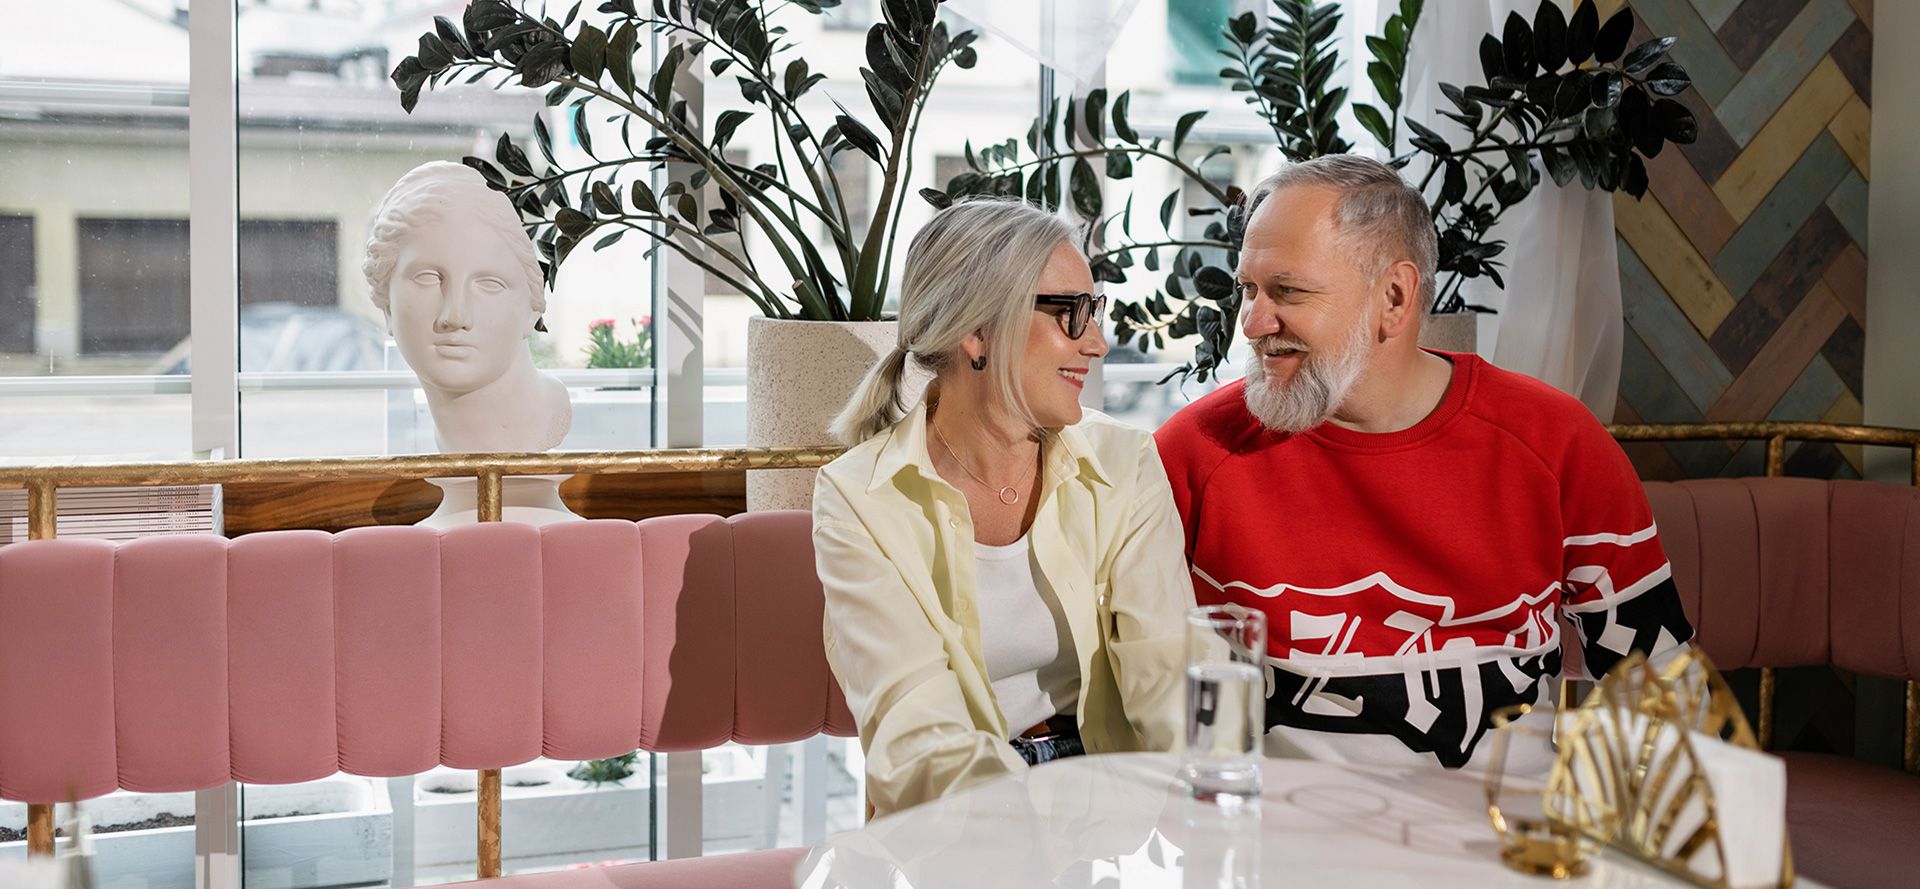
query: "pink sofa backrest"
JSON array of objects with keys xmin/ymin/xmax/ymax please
[
  {"xmin": 0, "ymin": 511, "xmax": 855, "ymax": 805},
  {"xmin": 1646, "ymin": 478, "xmax": 1920, "ymax": 681}
]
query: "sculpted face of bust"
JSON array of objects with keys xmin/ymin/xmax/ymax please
[
  {"xmin": 387, "ymin": 216, "xmax": 541, "ymax": 395},
  {"xmin": 367, "ymin": 161, "xmax": 571, "ymax": 453}
]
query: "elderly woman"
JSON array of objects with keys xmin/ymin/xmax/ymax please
[{"xmin": 813, "ymin": 198, "xmax": 1194, "ymax": 816}]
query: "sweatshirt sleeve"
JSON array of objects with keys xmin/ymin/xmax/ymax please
[{"xmin": 1557, "ymin": 419, "xmax": 1696, "ymax": 678}]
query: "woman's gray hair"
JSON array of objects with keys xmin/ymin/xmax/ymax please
[
  {"xmin": 830, "ymin": 197, "xmax": 1078, "ymax": 446},
  {"xmin": 363, "ymin": 161, "xmax": 547, "ymax": 317},
  {"xmin": 1248, "ymin": 154, "xmax": 1437, "ymax": 307}
]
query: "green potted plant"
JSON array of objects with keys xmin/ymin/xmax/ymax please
[
  {"xmin": 394, "ymin": 0, "xmax": 976, "ymax": 505},
  {"xmin": 934, "ymin": 0, "xmax": 1696, "ymax": 381}
]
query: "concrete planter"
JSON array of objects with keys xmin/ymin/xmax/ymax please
[
  {"xmin": 1419, "ymin": 312, "xmax": 1480, "ymax": 354},
  {"xmin": 744, "ymin": 317, "xmax": 930, "ymax": 511},
  {"xmin": 410, "ymin": 749, "xmax": 767, "ymax": 881},
  {"xmin": 0, "ymin": 777, "xmax": 390, "ymax": 889}
]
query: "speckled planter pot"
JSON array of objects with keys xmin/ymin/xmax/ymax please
[
  {"xmin": 1419, "ymin": 312, "xmax": 1479, "ymax": 354},
  {"xmin": 746, "ymin": 317, "xmax": 929, "ymax": 511}
]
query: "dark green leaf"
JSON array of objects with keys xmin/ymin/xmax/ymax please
[
  {"xmin": 1105, "ymin": 151, "xmax": 1133, "ymax": 178},
  {"xmin": 607, "ymin": 22, "xmax": 637, "ymax": 95},
  {"xmin": 1644, "ymin": 61, "xmax": 1690, "ymax": 97},
  {"xmin": 1502, "ymin": 12, "xmax": 1536, "ymax": 81},
  {"xmin": 1590, "ymin": 70, "xmax": 1624, "ymax": 107},
  {"xmin": 1369, "ymin": 61, "xmax": 1402, "ymax": 111},
  {"xmin": 1070, "ymin": 158, "xmax": 1101, "ymax": 219},
  {"xmin": 495, "ymin": 132, "xmax": 533, "ymax": 177},
  {"xmin": 1554, "ymin": 71, "xmax": 1589, "ymax": 119},
  {"xmin": 1533, "ymin": 1, "xmax": 1568, "ymax": 73},
  {"xmin": 1194, "ymin": 266, "xmax": 1234, "ymax": 300},
  {"xmin": 1478, "ymin": 34, "xmax": 1504, "ymax": 82},
  {"xmin": 1354, "ymin": 103, "xmax": 1392, "ymax": 147},
  {"xmin": 1623, "ymin": 153, "xmax": 1649, "ymax": 199},
  {"xmin": 675, "ymin": 192, "xmax": 696, "ymax": 222},
  {"xmin": 1541, "ymin": 145, "xmax": 1576, "ymax": 187},
  {"xmin": 460, "ymin": 156, "xmax": 506, "ymax": 190},
  {"xmin": 572, "ymin": 23, "xmax": 607, "ymax": 82},
  {"xmin": 434, "ymin": 16, "xmax": 473, "ymax": 59},
  {"xmin": 572, "ymin": 103, "xmax": 594, "ymax": 157},
  {"xmin": 1083, "ymin": 87, "xmax": 1107, "ymax": 143},
  {"xmin": 630, "ymin": 180, "xmax": 658, "ymax": 214},
  {"xmin": 1172, "ymin": 109, "xmax": 1206, "ymax": 153},
  {"xmin": 651, "ymin": 42, "xmax": 683, "ymax": 108},
  {"xmin": 1651, "ymin": 98, "xmax": 1697, "ymax": 144},
  {"xmin": 1567, "ymin": 0, "xmax": 1598, "ymax": 64},
  {"xmin": 712, "ymin": 109, "xmax": 752, "ymax": 149},
  {"xmin": 1441, "ymin": 160, "xmax": 1466, "ymax": 205},
  {"xmin": 1159, "ymin": 191, "xmax": 1178, "ymax": 230},
  {"xmin": 465, "ymin": 1, "xmax": 519, "ymax": 32},
  {"xmin": 554, "ymin": 207, "xmax": 593, "ymax": 236},
  {"xmin": 1594, "ymin": 7, "xmax": 1633, "ymax": 64},
  {"xmin": 919, "ymin": 187, "xmax": 953, "ymax": 209},
  {"xmin": 1112, "ymin": 91, "xmax": 1139, "ymax": 143},
  {"xmin": 1621, "ymin": 36, "xmax": 1674, "ymax": 75},
  {"xmin": 836, "ymin": 113, "xmax": 884, "ymax": 163},
  {"xmin": 593, "ymin": 229, "xmax": 626, "ymax": 250},
  {"xmin": 533, "ymin": 114, "xmax": 556, "ymax": 165},
  {"xmin": 591, "ymin": 181, "xmax": 620, "ymax": 215}
]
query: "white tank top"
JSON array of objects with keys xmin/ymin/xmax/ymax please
[{"xmin": 972, "ymin": 535, "xmax": 1079, "ymax": 732}]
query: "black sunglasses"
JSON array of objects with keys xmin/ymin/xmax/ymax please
[{"xmin": 1034, "ymin": 292, "xmax": 1107, "ymax": 340}]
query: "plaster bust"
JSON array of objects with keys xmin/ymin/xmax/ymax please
[{"xmin": 364, "ymin": 161, "xmax": 571, "ymax": 453}]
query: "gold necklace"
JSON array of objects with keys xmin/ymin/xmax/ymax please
[{"xmin": 930, "ymin": 419, "xmax": 1035, "ymax": 506}]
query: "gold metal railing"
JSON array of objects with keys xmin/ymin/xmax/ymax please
[
  {"xmin": 1605, "ymin": 421, "xmax": 1920, "ymax": 775},
  {"xmin": 2, "ymin": 446, "xmax": 842, "ymax": 875}
]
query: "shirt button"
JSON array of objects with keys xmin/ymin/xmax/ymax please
[{"xmin": 948, "ymin": 518, "xmax": 959, "ymax": 528}]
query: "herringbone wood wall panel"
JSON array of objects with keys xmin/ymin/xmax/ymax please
[{"xmin": 1610, "ymin": 0, "xmax": 1871, "ymax": 480}]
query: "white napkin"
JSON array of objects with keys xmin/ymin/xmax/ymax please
[{"xmin": 1580, "ymin": 710, "xmax": 1786, "ymax": 888}]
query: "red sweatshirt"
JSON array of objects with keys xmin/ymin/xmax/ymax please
[{"xmin": 1155, "ymin": 353, "xmax": 1693, "ymax": 768}]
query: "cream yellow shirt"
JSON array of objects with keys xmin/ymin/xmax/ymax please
[{"xmin": 812, "ymin": 397, "xmax": 1194, "ymax": 816}]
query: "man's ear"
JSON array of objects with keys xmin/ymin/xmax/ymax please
[{"xmin": 1377, "ymin": 259, "xmax": 1423, "ymax": 339}]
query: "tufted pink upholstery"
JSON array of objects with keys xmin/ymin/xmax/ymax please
[
  {"xmin": 0, "ymin": 511, "xmax": 855, "ymax": 806},
  {"xmin": 1645, "ymin": 478, "xmax": 1920, "ymax": 889},
  {"xmin": 1645, "ymin": 478, "xmax": 1920, "ymax": 681}
]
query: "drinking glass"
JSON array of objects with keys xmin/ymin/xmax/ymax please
[{"xmin": 1181, "ymin": 604, "xmax": 1267, "ymax": 805}]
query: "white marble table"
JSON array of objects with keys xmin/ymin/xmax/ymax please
[{"xmin": 795, "ymin": 752, "xmax": 1804, "ymax": 889}]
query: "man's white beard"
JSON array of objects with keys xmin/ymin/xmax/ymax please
[{"xmin": 1242, "ymin": 315, "xmax": 1373, "ymax": 434}]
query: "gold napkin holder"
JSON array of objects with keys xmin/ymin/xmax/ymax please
[{"xmin": 1484, "ymin": 648, "xmax": 1794, "ymax": 887}]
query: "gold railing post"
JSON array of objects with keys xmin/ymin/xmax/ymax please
[
  {"xmin": 1764, "ymin": 435, "xmax": 1787, "ymax": 478},
  {"xmin": 26, "ymin": 481, "xmax": 56, "ymax": 856},
  {"xmin": 1758, "ymin": 667, "xmax": 1776, "ymax": 750},
  {"xmin": 475, "ymin": 467, "xmax": 504, "ymax": 878},
  {"xmin": 1906, "ymin": 680, "xmax": 1918, "ymax": 775}
]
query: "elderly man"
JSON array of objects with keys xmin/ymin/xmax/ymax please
[{"xmin": 1155, "ymin": 154, "xmax": 1693, "ymax": 769}]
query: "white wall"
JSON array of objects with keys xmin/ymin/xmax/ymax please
[{"xmin": 1865, "ymin": 2, "xmax": 1920, "ymax": 479}]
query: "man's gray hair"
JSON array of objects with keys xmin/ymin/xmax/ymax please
[{"xmin": 1248, "ymin": 154, "xmax": 1437, "ymax": 309}]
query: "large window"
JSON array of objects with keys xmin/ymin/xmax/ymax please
[{"xmin": 0, "ymin": 0, "xmax": 1386, "ymax": 879}]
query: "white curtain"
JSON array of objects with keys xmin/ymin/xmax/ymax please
[
  {"xmin": 943, "ymin": 0, "xmax": 1142, "ymax": 88},
  {"xmin": 1383, "ymin": 0, "xmax": 1623, "ymax": 419}
]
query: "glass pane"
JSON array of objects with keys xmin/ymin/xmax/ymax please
[
  {"xmin": 0, "ymin": 1, "xmax": 192, "ymax": 376},
  {"xmin": 0, "ymin": 392, "xmax": 192, "ymax": 460},
  {"xmin": 235, "ymin": 1, "xmax": 658, "ymax": 457},
  {"xmin": 0, "ymin": 0, "xmax": 192, "ymax": 458},
  {"xmin": 0, "ymin": 793, "xmax": 198, "ymax": 888}
]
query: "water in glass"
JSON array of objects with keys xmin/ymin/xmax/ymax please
[{"xmin": 1182, "ymin": 605, "xmax": 1267, "ymax": 804}]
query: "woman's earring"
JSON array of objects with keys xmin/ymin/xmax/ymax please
[{"xmin": 970, "ymin": 354, "xmax": 988, "ymax": 371}]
